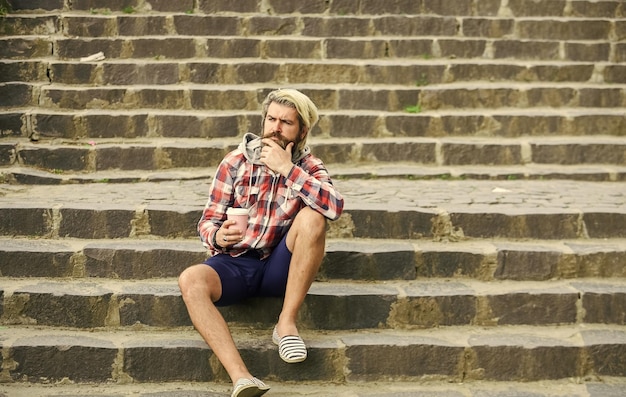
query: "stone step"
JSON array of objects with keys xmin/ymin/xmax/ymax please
[
  {"xmin": 2, "ymin": 136, "xmax": 625, "ymax": 174},
  {"xmin": 5, "ymin": 59, "xmax": 624, "ymax": 85},
  {"xmin": 1, "ymin": 276, "xmax": 625, "ymax": 328},
  {"xmin": 0, "ymin": 179, "xmax": 624, "ymax": 240},
  {"xmin": 6, "ymin": 82, "xmax": 621, "ymax": 111},
  {"xmin": 2, "ymin": 108, "xmax": 625, "ymax": 141},
  {"xmin": 6, "ymin": 0, "xmax": 624, "ymax": 18},
  {"xmin": 1, "ymin": 324, "xmax": 625, "ymax": 383},
  {"xmin": 2, "ymin": 237, "xmax": 626, "ymax": 281},
  {"xmin": 2, "ymin": 379, "xmax": 626, "ymax": 397},
  {"xmin": 3, "ymin": 163, "xmax": 626, "ymax": 185}
]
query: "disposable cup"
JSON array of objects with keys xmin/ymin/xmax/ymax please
[{"xmin": 226, "ymin": 207, "xmax": 249, "ymax": 232}]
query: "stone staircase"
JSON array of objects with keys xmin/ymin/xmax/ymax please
[{"xmin": 1, "ymin": 0, "xmax": 626, "ymax": 395}]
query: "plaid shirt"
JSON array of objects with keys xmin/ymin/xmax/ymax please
[{"xmin": 198, "ymin": 144, "xmax": 344, "ymax": 259}]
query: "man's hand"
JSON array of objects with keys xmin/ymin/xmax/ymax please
[{"xmin": 260, "ymin": 138, "xmax": 294, "ymax": 176}]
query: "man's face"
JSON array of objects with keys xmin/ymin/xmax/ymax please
[{"xmin": 262, "ymin": 102, "xmax": 304, "ymax": 150}]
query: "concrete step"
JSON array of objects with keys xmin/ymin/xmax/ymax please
[
  {"xmin": 2, "ymin": 237, "xmax": 626, "ymax": 281},
  {"xmin": 0, "ymin": 178, "xmax": 624, "ymax": 240},
  {"xmin": 0, "ymin": 324, "xmax": 625, "ymax": 383},
  {"xmin": 9, "ymin": 82, "xmax": 622, "ymax": 111},
  {"xmin": 2, "ymin": 136, "xmax": 625, "ymax": 174}
]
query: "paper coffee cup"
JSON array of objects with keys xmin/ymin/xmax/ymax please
[{"xmin": 226, "ymin": 207, "xmax": 248, "ymax": 232}]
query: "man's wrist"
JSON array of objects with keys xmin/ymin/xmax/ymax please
[{"xmin": 212, "ymin": 231, "xmax": 222, "ymax": 249}]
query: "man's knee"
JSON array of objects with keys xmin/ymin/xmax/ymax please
[
  {"xmin": 294, "ymin": 207, "xmax": 327, "ymax": 236},
  {"xmin": 179, "ymin": 264, "xmax": 222, "ymax": 303}
]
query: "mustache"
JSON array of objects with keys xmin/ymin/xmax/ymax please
[{"xmin": 262, "ymin": 131, "xmax": 289, "ymax": 149}]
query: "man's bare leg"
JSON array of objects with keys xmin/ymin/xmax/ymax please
[
  {"xmin": 178, "ymin": 265, "xmax": 253, "ymax": 384},
  {"xmin": 275, "ymin": 207, "xmax": 327, "ymax": 338}
]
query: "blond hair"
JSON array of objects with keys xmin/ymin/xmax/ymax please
[{"xmin": 261, "ymin": 89, "xmax": 319, "ymax": 151}]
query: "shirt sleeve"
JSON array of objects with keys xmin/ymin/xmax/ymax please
[{"xmin": 285, "ymin": 155, "xmax": 344, "ymax": 221}]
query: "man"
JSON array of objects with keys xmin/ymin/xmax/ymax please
[{"xmin": 178, "ymin": 89, "xmax": 344, "ymax": 397}]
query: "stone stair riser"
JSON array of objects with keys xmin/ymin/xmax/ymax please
[
  {"xmin": 4, "ymin": 336, "xmax": 623, "ymax": 384},
  {"xmin": 8, "ymin": 61, "xmax": 624, "ymax": 85},
  {"xmin": 6, "ymin": 0, "xmax": 625, "ymax": 18},
  {"xmin": 17, "ymin": 85, "xmax": 625, "ymax": 111},
  {"xmin": 2, "ymin": 283, "xmax": 624, "ymax": 329},
  {"xmin": 2, "ymin": 241, "xmax": 625, "ymax": 281},
  {"xmin": 2, "ymin": 140, "xmax": 625, "ymax": 172},
  {"xmin": 1, "ymin": 206, "xmax": 625, "ymax": 240}
]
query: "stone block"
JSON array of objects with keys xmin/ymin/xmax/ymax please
[
  {"xmin": 95, "ymin": 145, "xmax": 155, "ymax": 170},
  {"xmin": 394, "ymin": 283, "xmax": 477, "ymax": 327},
  {"xmin": 63, "ymin": 16, "xmax": 115, "ymax": 37},
  {"xmin": 268, "ymin": 0, "xmax": 327, "ymax": 14},
  {"xmin": 360, "ymin": 0, "xmax": 421, "ymax": 15},
  {"xmin": 385, "ymin": 114, "xmax": 437, "ymax": 137},
  {"xmin": 517, "ymin": 20, "xmax": 611, "ymax": 41},
  {"xmin": 528, "ymin": 64, "xmax": 595, "ymax": 82},
  {"xmin": 148, "ymin": 208, "xmax": 201, "ymax": 238},
  {"xmin": 583, "ymin": 330, "xmax": 626, "ymax": 376},
  {"xmin": 102, "ymin": 62, "xmax": 180, "ymax": 85},
  {"xmin": 450, "ymin": 212, "xmax": 580, "ymax": 239},
  {"xmin": 14, "ymin": 283, "xmax": 112, "ymax": 327},
  {"xmin": 83, "ymin": 114, "xmax": 149, "ymax": 138},
  {"xmin": 219, "ymin": 297, "xmax": 282, "ymax": 327},
  {"xmin": 462, "ymin": 18, "xmax": 514, "ymax": 38},
  {"xmin": 161, "ymin": 146, "xmax": 226, "ymax": 168},
  {"xmin": 0, "ymin": 60, "xmax": 48, "ymax": 83},
  {"xmin": 349, "ymin": 209, "xmax": 434, "ymax": 239},
  {"xmin": 492, "ymin": 115, "xmax": 563, "ymax": 137},
  {"xmin": 345, "ymin": 336, "xmax": 464, "ymax": 380},
  {"xmin": 55, "ymin": 38, "xmax": 124, "ymax": 60},
  {"xmin": 197, "ymin": 0, "xmax": 259, "ymax": 13},
  {"xmin": 134, "ymin": 88, "xmax": 186, "ymax": 109},
  {"xmin": 487, "ymin": 291, "xmax": 578, "ymax": 325},
  {"xmin": 507, "ymin": 0, "xmax": 567, "ymax": 16},
  {"xmin": 526, "ymin": 87, "xmax": 577, "ymax": 107},
  {"xmin": 206, "ymin": 38, "xmax": 260, "ymax": 58},
  {"xmin": 604, "ymin": 65, "xmax": 626, "ymax": 83},
  {"xmin": 584, "ymin": 213, "xmax": 626, "ymax": 239},
  {"xmin": 570, "ymin": 1, "xmax": 621, "ymax": 17},
  {"xmin": 71, "ymin": 0, "xmax": 139, "ymax": 11},
  {"xmin": 246, "ymin": 16, "xmax": 298, "ymax": 36},
  {"xmin": 0, "ymin": 83, "xmax": 32, "ymax": 107},
  {"xmin": 0, "ymin": 241, "xmax": 74, "ymax": 278},
  {"xmin": 8, "ymin": 0, "xmax": 65, "ymax": 10},
  {"xmin": 263, "ymin": 39, "xmax": 321, "ymax": 59},
  {"xmin": 147, "ymin": 0, "xmax": 194, "ymax": 12},
  {"xmin": 471, "ymin": 344, "xmax": 581, "ymax": 380},
  {"xmin": 154, "ymin": 114, "xmax": 240, "ymax": 139},
  {"xmin": 579, "ymin": 88, "xmax": 625, "ymax": 107},
  {"xmin": 495, "ymin": 249, "xmax": 560, "ymax": 281},
  {"xmin": 0, "ymin": 142, "xmax": 15, "ymax": 164},
  {"xmin": 173, "ymin": 15, "xmax": 239, "ymax": 36},
  {"xmin": 10, "ymin": 336, "xmax": 117, "ymax": 382},
  {"xmin": 42, "ymin": 87, "xmax": 128, "ymax": 110},
  {"xmin": 0, "ymin": 208, "xmax": 47, "ymax": 237},
  {"xmin": 118, "ymin": 15, "xmax": 169, "ymax": 36},
  {"xmin": 304, "ymin": 286, "xmax": 397, "ymax": 329},
  {"xmin": 18, "ymin": 146, "xmax": 90, "ymax": 171},
  {"xmin": 373, "ymin": 16, "xmax": 458, "ymax": 36},
  {"xmin": 422, "ymin": 0, "xmax": 472, "ymax": 15},
  {"xmin": 531, "ymin": 143, "xmax": 625, "ymax": 165},
  {"xmin": 361, "ymin": 141, "xmax": 437, "ymax": 163},
  {"xmin": 83, "ymin": 243, "xmax": 206, "ymax": 279},
  {"xmin": 576, "ymin": 282, "xmax": 626, "ymax": 324},
  {"xmin": 387, "ymin": 39, "xmax": 434, "ymax": 59},
  {"xmin": 563, "ymin": 242, "xmax": 626, "ymax": 278},
  {"xmin": 58, "ymin": 208, "xmax": 134, "ymax": 239},
  {"xmin": 475, "ymin": 0, "xmax": 501, "ymax": 16},
  {"xmin": 49, "ymin": 62, "xmax": 98, "ymax": 84},
  {"xmin": 130, "ymin": 38, "xmax": 197, "ymax": 59},
  {"xmin": 0, "ymin": 37, "xmax": 51, "ymax": 59},
  {"xmin": 565, "ymin": 42, "xmax": 611, "ymax": 62},
  {"xmin": 33, "ymin": 113, "xmax": 77, "ymax": 139},
  {"xmin": 302, "ymin": 17, "xmax": 371, "ymax": 37},
  {"xmin": 0, "ymin": 15, "xmax": 58, "ymax": 36},
  {"xmin": 123, "ymin": 340, "xmax": 212, "ymax": 382},
  {"xmin": 439, "ymin": 39, "xmax": 487, "ymax": 58},
  {"xmin": 118, "ymin": 292, "xmax": 191, "ymax": 327},
  {"xmin": 321, "ymin": 244, "xmax": 416, "ymax": 281},
  {"xmin": 441, "ymin": 142, "xmax": 522, "ymax": 166},
  {"xmin": 493, "ymin": 40, "xmax": 560, "ymax": 60},
  {"xmin": 327, "ymin": 38, "xmax": 388, "ymax": 59},
  {"xmin": 416, "ymin": 250, "xmax": 487, "ymax": 279},
  {"xmin": 569, "ymin": 114, "xmax": 625, "ymax": 136}
]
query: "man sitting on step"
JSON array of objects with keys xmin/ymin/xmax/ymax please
[{"xmin": 178, "ymin": 88, "xmax": 344, "ymax": 397}]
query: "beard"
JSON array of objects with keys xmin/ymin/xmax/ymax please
[{"xmin": 262, "ymin": 131, "xmax": 300, "ymax": 150}]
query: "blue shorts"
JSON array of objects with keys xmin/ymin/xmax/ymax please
[{"xmin": 203, "ymin": 234, "xmax": 292, "ymax": 306}]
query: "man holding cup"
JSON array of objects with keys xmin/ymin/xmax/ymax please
[{"xmin": 178, "ymin": 89, "xmax": 344, "ymax": 397}]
